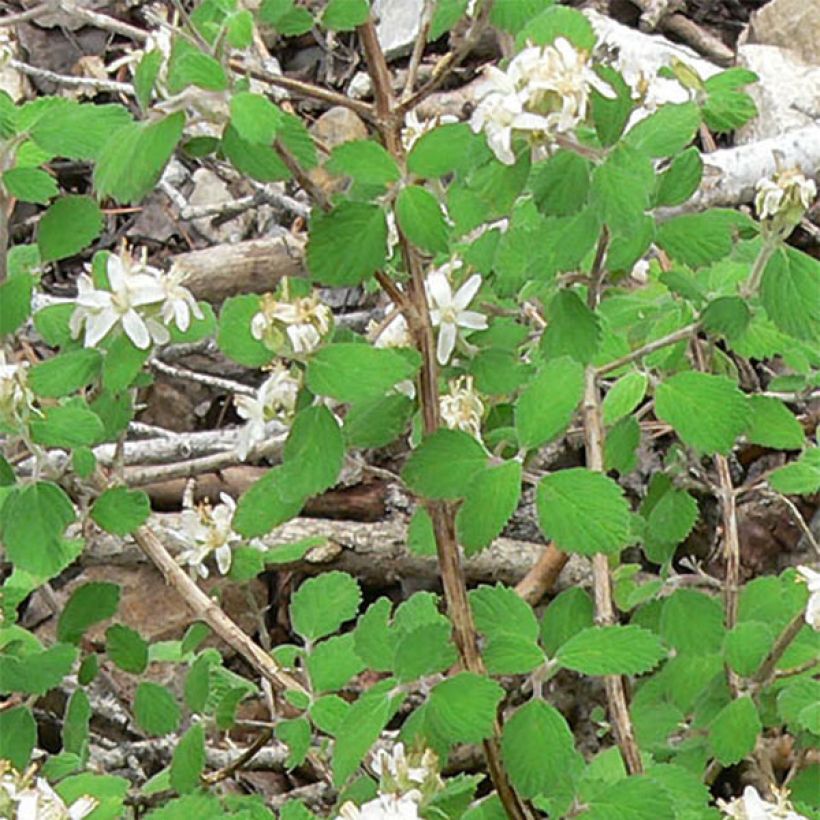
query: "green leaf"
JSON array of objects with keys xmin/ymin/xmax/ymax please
[
  {"xmin": 708, "ymin": 696, "xmax": 761, "ymax": 765},
  {"xmin": 515, "ymin": 356, "xmax": 584, "ymax": 449},
  {"xmin": 277, "ymin": 716, "xmax": 312, "ymax": 768},
  {"xmin": 283, "ymin": 406, "xmax": 344, "ymax": 497},
  {"xmin": 0, "ymin": 706, "xmax": 36, "ymax": 769},
  {"xmin": 290, "ymin": 572, "xmax": 362, "ymax": 642},
  {"xmin": 0, "ymin": 643, "xmax": 78, "ymax": 696},
  {"xmin": 217, "ymin": 294, "xmax": 274, "ymax": 367},
  {"xmin": 184, "ymin": 654, "xmax": 213, "ymax": 713},
  {"xmin": 470, "ymin": 348, "xmax": 531, "ymax": 395},
  {"xmin": 536, "ymin": 468, "xmax": 631, "ymax": 556},
  {"xmin": 723, "ymin": 622, "xmax": 773, "ymax": 677},
  {"xmin": 307, "ymin": 202, "xmax": 388, "ymax": 286},
  {"xmin": 306, "ymin": 634, "xmax": 365, "ymax": 692},
  {"xmin": 517, "ymin": 5, "xmax": 595, "ymax": 49},
  {"xmin": 407, "ymin": 123, "xmax": 477, "ymax": 177},
  {"xmin": 655, "ymin": 371, "xmax": 750, "ymax": 455},
  {"xmin": 777, "ymin": 679, "xmax": 820, "ymax": 733},
  {"xmin": 702, "ymin": 87, "xmax": 757, "ymax": 132},
  {"xmin": 502, "ymin": 700, "xmax": 581, "ymax": 799},
  {"xmin": 133, "ymin": 682, "xmax": 181, "ymax": 735},
  {"xmin": 321, "ymin": 0, "xmax": 368, "ymax": 29},
  {"xmin": 624, "ymin": 102, "xmax": 700, "ymax": 157},
  {"xmin": 226, "ymin": 10, "xmax": 254, "ymax": 47},
  {"xmin": 654, "ymin": 147, "xmax": 703, "ymax": 207},
  {"xmin": 232, "ymin": 463, "xmax": 304, "ymax": 537},
  {"xmin": 101, "ymin": 333, "xmax": 150, "ymax": 392},
  {"xmin": 656, "ymin": 209, "xmax": 739, "ymax": 268},
  {"xmin": 491, "ymin": 0, "xmax": 553, "ymax": 35},
  {"xmin": 353, "ymin": 598, "xmax": 395, "ymax": 672},
  {"xmin": 591, "ymin": 65, "xmax": 634, "ymax": 147},
  {"xmin": 483, "ymin": 635, "xmax": 544, "ymax": 675},
  {"xmin": 3, "ymin": 166, "xmax": 58, "ymax": 204},
  {"xmin": 221, "ymin": 124, "xmax": 290, "ymax": 182},
  {"xmin": 326, "ymin": 139, "xmax": 400, "ymax": 186},
  {"xmin": 310, "ymin": 694, "xmax": 349, "ymax": 734},
  {"xmin": 343, "ymin": 394, "xmax": 413, "ymax": 448},
  {"xmin": 91, "ymin": 488, "xmax": 150, "ymax": 535},
  {"xmin": 30, "ymin": 400, "xmax": 104, "ymax": 448},
  {"xmin": 427, "ymin": 672, "xmax": 504, "ymax": 744},
  {"xmin": 134, "ymin": 50, "xmax": 163, "ymax": 109},
  {"xmin": 660, "ymin": 590, "xmax": 724, "ymax": 655},
  {"xmin": 761, "ymin": 247, "xmax": 819, "ymax": 342},
  {"xmin": 29, "ymin": 100, "xmax": 131, "ymax": 160},
  {"xmin": 646, "ymin": 487, "xmax": 698, "ymax": 548},
  {"xmin": 394, "ymin": 622, "xmax": 457, "ymax": 682},
  {"xmin": 402, "ymin": 429, "xmax": 488, "ymax": 500},
  {"xmin": 56, "ymin": 773, "xmax": 128, "ymax": 820},
  {"xmin": 702, "ymin": 296, "xmax": 751, "ymax": 339},
  {"xmin": 540, "ymin": 587, "xmax": 594, "ymax": 656},
  {"xmin": 541, "ymin": 290, "xmax": 601, "ymax": 364},
  {"xmin": 557, "ymin": 625, "xmax": 666, "ymax": 675},
  {"xmin": 167, "ymin": 42, "xmax": 227, "ymax": 93},
  {"xmin": 37, "ymin": 195, "xmax": 103, "ymax": 262},
  {"xmin": 602, "ymin": 372, "xmax": 647, "ymax": 425},
  {"xmin": 0, "ymin": 481, "xmax": 76, "ymax": 576},
  {"xmin": 395, "ymin": 186, "xmax": 449, "ymax": 254},
  {"xmin": 170, "ymin": 723, "xmax": 205, "ymax": 794},
  {"xmin": 230, "ymin": 92, "xmax": 283, "ymax": 144},
  {"xmin": 530, "ymin": 150, "xmax": 590, "ymax": 217},
  {"xmin": 582, "ymin": 775, "xmax": 674, "ymax": 819},
  {"xmin": 591, "ymin": 144, "xmax": 653, "ymax": 232},
  {"xmin": 0, "ymin": 272, "xmax": 35, "ymax": 335},
  {"xmin": 63, "ymin": 689, "xmax": 91, "ymax": 759},
  {"xmin": 106, "ymin": 624, "xmax": 149, "ymax": 674},
  {"xmin": 94, "ymin": 113, "xmax": 185, "ymax": 203},
  {"xmin": 769, "ymin": 449, "xmax": 820, "ymax": 495},
  {"xmin": 57, "ymin": 582, "xmax": 120, "ymax": 644},
  {"xmin": 745, "ymin": 395, "xmax": 804, "ymax": 450},
  {"xmin": 307, "ymin": 344, "xmax": 420, "ymax": 402},
  {"xmin": 29, "ymin": 349, "xmax": 102, "ymax": 398},
  {"xmin": 456, "ymin": 461, "xmax": 521, "ymax": 554}
]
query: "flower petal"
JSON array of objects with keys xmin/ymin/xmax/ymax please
[
  {"xmin": 437, "ymin": 322, "xmax": 456, "ymax": 365},
  {"xmin": 457, "ymin": 310, "xmax": 488, "ymax": 331},
  {"xmin": 122, "ymin": 309, "xmax": 151, "ymax": 349},
  {"xmin": 426, "ymin": 270, "xmax": 453, "ymax": 309},
  {"xmin": 453, "ymin": 274, "xmax": 482, "ymax": 310}
]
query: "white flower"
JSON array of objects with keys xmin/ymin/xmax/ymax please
[
  {"xmin": 368, "ymin": 310, "xmax": 412, "ymax": 349},
  {"xmin": 251, "ymin": 290, "xmax": 333, "ymax": 356},
  {"xmin": 234, "ymin": 365, "xmax": 301, "ymax": 461},
  {"xmin": 176, "ymin": 492, "xmax": 254, "ymax": 578},
  {"xmin": 470, "ymin": 38, "xmax": 614, "ymax": 164},
  {"xmin": 0, "ymin": 764, "xmax": 97, "ymax": 820},
  {"xmin": 372, "ymin": 743, "xmax": 430, "ymax": 787},
  {"xmin": 796, "ymin": 565, "xmax": 820, "ymax": 631},
  {"xmin": 0, "ymin": 350, "xmax": 37, "ymax": 431},
  {"xmin": 69, "ymin": 251, "xmax": 168, "ymax": 349},
  {"xmin": 159, "ymin": 265, "xmax": 203, "ymax": 333},
  {"xmin": 426, "ymin": 266, "xmax": 487, "ymax": 365},
  {"xmin": 755, "ymin": 170, "xmax": 816, "ymax": 224},
  {"xmin": 718, "ymin": 785, "xmax": 807, "ymax": 820},
  {"xmin": 336, "ymin": 792, "xmax": 422, "ymax": 820},
  {"xmin": 401, "ymin": 110, "xmax": 458, "ymax": 151},
  {"xmin": 440, "ymin": 376, "xmax": 484, "ymax": 438}
]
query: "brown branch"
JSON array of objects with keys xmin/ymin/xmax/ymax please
[
  {"xmin": 751, "ymin": 609, "xmax": 807, "ymax": 690},
  {"xmin": 595, "ymin": 323, "xmax": 699, "ymax": 376},
  {"xmin": 274, "ymin": 139, "xmax": 331, "ymax": 213},
  {"xmin": 582, "ymin": 368, "xmax": 643, "ymax": 776},
  {"xmin": 202, "ymin": 727, "xmax": 274, "ymax": 786},
  {"xmin": 515, "ymin": 543, "xmax": 569, "ymax": 606},
  {"xmin": 0, "ymin": 2, "xmax": 47, "ymax": 24},
  {"xmin": 357, "ymin": 18, "xmax": 396, "ymax": 125},
  {"xmin": 402, "ymin": 0, "xmax": 434, "ymax": 102}
]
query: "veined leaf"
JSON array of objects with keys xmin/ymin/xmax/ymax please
[
  {"xmin": 556, "ymin": 625, "xmax": 667, "ymax": 675},
  {"xmin": 402, "ymin": 429, "xmax": 488, "ymax": 500}
]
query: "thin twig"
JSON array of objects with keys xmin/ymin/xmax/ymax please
[
  {"xmin": 0, "ymin": 2, "xmax": 47, "ymax": 24},
  {"xmin": 401, "ymin": 0, "xmax": 434, "ymax": 103},
  {"xmin": 595, "ymin": 323, "xmax": 699, "ymax": 376},
  {"xmin": 66, "ymin": 5, "xmax": 149, "ymax": 42},
  {"xmin": 274, "ymin": 138, "xmax": 331, "ymax": 212},
  {"xmin": 7, "ymin": 59, "xmax": 134, "ymax": 96},
  {"xmin": 202, "ymin": 727, "xmax": 274, "ymax": 785},
  {"xmin": 751, "ymin": 609, "xmax": 808, "ymax": 690},
  {"xmin": 149, "ymin": 357, "xmax": 257, "ymax": 396}
]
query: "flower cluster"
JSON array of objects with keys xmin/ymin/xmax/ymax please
[
  {"xmin": 426, "ymin": 262, "xmax": 487, "ymax": 365},
  {"xmin": 470, "ymin": 37, "xmax": 614, "ymax": 164},
  {"xmin": 440, "ymin": 376, "xmax": 484, "ymax": 439},
  {"xmin": 176, "ymin": 492, "xmax": 261, "ymax": 578},
  {"xmin": 0, "ymin": 761, "xmax": 97, "ymax": 820},
  {"xmin": 754, "ymin": 169, "xmax": 816, "ymax": 235},
  {"xmin": 70, "ymin": 247, "xmax": 202, "ymax": 350},
  {"xmin": 797, "ymin": 565, "xmax": 819, "ymax": 631},
  {"xmin": 250, "ymin": 286, "xmax": 333, "ymax": 357},
  {"xmin": 336, "ymin": 744, "xmax": 442, "ymax": 820},
  {"xmin": 234, "ymin": 365, "xmax": 301, "ymax": 461},
  {"xmin": 718, "ymin": 785, "xmax": 807, "ymax": 820},
  {"xmin": 0, "ymin": 350, "xmax": 37, "ymax": 434}
]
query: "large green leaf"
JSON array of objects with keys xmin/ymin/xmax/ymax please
[
  {"xmin": 343, "ymin": 394, "xmax": 413, "ymax": 448},
  {"xmin": 30, "ymin": 100, "xmax": 131, "ymax": 160},
  {"xmin": 470, "ymin": 583, "xmax": 539, "ymax": 644},
  {"xmin": 708, "ymin": 696, "xmax": 761, "ymax": 765},
  {"xmin": 427, "ymin": 672, "xmax": 504, "ymax": 744},
  {"xmin": 217, "ymin": 294, "xmax": 275, "ymax": 367},
  {"xmin": 654, "ymin": 147, "xmax": 703, "ymax": 207},
  {"xmin": 29, "ymin": 349, "xmax": 102, "ymax": 398},
  {"xmin": 30, "ymin": 400, "xmax": 104, "ymax": 448},
  {"xmin": 3, "ymin": 167, "xmax": 58, "ymax": 204},
  {"xmin": 591, "ymin": 144, "xmax": 653, "ymax": 232},
  {"xmin": 395, "ymin": 186, "xmax": 450, "ymax": 254},
  {"xmin": 170, "ymin": 724, "xmax": 205, "ymax": 794},
  {"xmin": 91, "ymin": 488, "xmax": 150, "ymax": 536},
  {"xmin": 624, "ymin": 102, "xmax": 700, "ymax": 158},
  {"xmin": 283, "ymin": 406, "xmax": 344, "ymax": 497},
  {"xmin": 655, "ymin": 371, "xmax": 749, "ymax": 455},
  {"xmin": 540, "ymin": 290, "xmax": 601, "ymax": 364},
  {"xmin": 456, "ymin": 461, "xmax": 521, "ymax": 554},
  {"xmin": 230, "ymin": 92, "xmax": 283, "ymax": 144},
  {"xmin": 556, "ymin": 625, "xmax": 667, "ymax": 675},
  {"xmin": 540, "ymin": 587, "xmax": 594, "ymax": 656},
  {"xmin": 321, "ymin": 0, "xmax": 369, "ymax": 30},
  {"xmin": 37, "ymin": 196, "xmax": 103, "ymax": 262},
  {"xmin": 536, "ymin": 468, "xmax": 631, "ymax": 556},
  {"xmin": 761, "ymin": 247, "xmax": 819, "ymax": 342},
  {"xmin": 530, "ymin": 150, "xmax": 591, "ymax": 217},
  {"xmin": 307, "ymin": 203, "xmax": 388, "ymax": 286},
  {"xmin": 0, "ymin": 272, "xmax": 35, "ymax": 335},
  {"xmin": 232, "ymin": 464, "xmax": 305, "ymax": 537},
  {"xmin": 57, "ymin": 582, "xmax": 120, "ymax": 644},
  {"xmin": 656, "ymin": 209, "xmax": 742, "ymax": 268},
  {"xmin": 602, "ymin": 371, "xmax": 647, "ymax": 425},
  {"xmin": 394, "ymin": 622, "xmax": 457, "ymax": 682},
  {"xmin": 407, "ymin": 123, "xmax": 477, "ymax": 178},
  {"xmin": 325, "ymin": 140, "xmax": 400, "ymax": 186},
  {"xmin": 290, "ymin": 572, "xmax": 362, "ymax": 642},
  {"xmin": 745, "ymin": 395, "xmax": 804, "ymax": 450},
  {"xmin": 402, "ymin": 429, "xmax": 488, "ymax": 500},
  {"xmin": 133, "ymin": 682, "xmax": 181, "ymax": 735}
]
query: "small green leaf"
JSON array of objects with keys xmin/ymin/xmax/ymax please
[
  {"xmin": 326, "ymin": 139, "xmax": 400, "ymax": 186},
  {"xmin": 0, "ymin": 706, "xmax": 37, "ymax": 769},
  {"xmin": 230, "ymin": 92, "xmax": 283, "ymax": 144},
  {"xmin": 660, "ymin": 590, "xmax": 724, "ymax": 655},
  {"xmin": 232, "ymin": 463, "xmax": 304, "ymax": 537},
  {"xmin": 536, "ymin": 468, "xmax": 631, "ymax": 556},
  {"xmin": 745, "ymin": 395, "xmax": 804, "ymax": 450},
  {"xmin": 483, "ymin": 635, "xmax": 544, "ymax": 675},
  {"xmin": 37, "ymin": 196, "xmax": 103, "ymax": 262},
  {"xmin": 310, "ymin": 694, "xmax": 349, "ymax": 734},
  {"xmin": 655, "ymin": 371, "xmax": 750, "ymax": 455},
  {"xmin": 395, "ymin": 186, "xmax": 449, "ymax": 254},
  {"xmin": 591, "ymin": 65, "xmax": 634, "ymax": 147},
  {"xmin": 402, "ymin": 429, "xmax": 488, "ymax": 500},
  {"xmin": 723, "ymin": 622, "xmax": 773, "ymax": 677},
  {"xmin": 761, "ymin": 247, "xmax": 819, "ymax": 343},
  {"xmin": 556, "ymin": 625, "xmax": 666, "ymax": 675},
  {"xmin": 517, "ymin": 5, "xmax": 595, "ymax": 49},
  {"xmin": 530, "ymin": 150, "xmax": 591, "ymax": 217},
  {"xmin": 58, "ymin": 582, "xmax": 120, "ymax": 644},
  {"xmin": 307, "ymin": 202, "xmax": 388, "ymax": 286},
  {"xmin": 134, "ymin": 50, "xmax": 163, "ymax": 109},
  {"xmin": 769, "ymin": 448, "xmax": 820, "ymax": 495},
  {"xmin": 278, "ymin": 716, "xmax": 312, "ymax": 768},
  {"xmin": 541, "ymin": 290, "xmax": 600, "ymax": 364},
  {"xmin": 0, "ymin": 272, "xmax": 35, "ymax": 335},
  {"xmin": 702, "ymin": 296, "xmax": 751, "ymax": 339},
  {"xmin": 283, "ymin": 406, "xmax": 344, "ymax": 497},
  {"xmin": 353, "ymin": 598, "xmax": 395, "ymax": 672},
  {"xmin": 307, "ymin": 343, "xmax": 420, "ymax": 402},
  {"xmin": 656, "ymin": 209, "xmax": 740, "ymax": 268},
  {"xmin": 407, "ymin": 123, "xmax": 477, "ymax": 178},
  {"xmin": 290, "ymin": 572, "xmax": 362, "ymax": 642},
  {"xmin": 654, "ymin": 147, "xmax": 703, "ymax": 207},
  {"xmin": 502, "ymin": 700, "xmax": 581, "ymax": 799},
  {"xmin": 624, "ymin": 102, "xmax": 700, "ymax": 158},
  {"xmin": 427, "ymin": 672, "xmax": 504, "ymax": 744},
  {"xmin": 29, "ymin": 349, "xmax": 102, "ymax": 398},
  {"xmin": 591, "ymin": 144, "xmax": 653, "ymax": 232},
  {"xmin": 343, "ymin": 394, "xmax": 413, "ymax": 448},
  {"xmin": 602, "ymin": 372, "xmax": 648, "ymax": 425},
  {"xmin": 322, "ymin": 0, "xmax": 369, "ymax": 30},
  {"xmin": 134, "ymin": 682, "xmax": 181, "ymax": 735},
  {"xmin": 456, "ymin": 461, "xmax": 521, "ymax": 554},
  {"xmin": 217, "ymin": 294, "xmax": 274, "ymax": 367},
  {"xmin": 515, "ymin": 356, "xmax": 584, "ymax": 449},
  {"xmin": 0, "ymin": 643, "xmax": 78, "ymax": 696},
  {"xmin": 646, "ymin": 487, "xmax": 698, "ymax": 548},
  {"xmin": 540, "ymin": 587, "xmax": 594, "ymax": 656},
  {"xmin": 106, "ymin": 624, "xmax": 149, "ymax": 674},
  {"xmin": 63, "ymin": 689, "xmax": 91, "ymax": 759},
  {"xmin": 394, "ymin": 622, "xmax": 457, "ymax": 682},
  {"xmin": 3, "ymin": 166, "xmax": 58, "ymax": 204},
  {"xmin": 170, "ymin": 723, "xmax": 205, "ymax": 794},
  {"xmin": 167, "ymin": 43, "xmax": 227, "ymax": 93},
  {"xmin": 306, "ymin": 634, "xmax": 365, "ymax": 693},
  {"xmin": 30, "ymin": 400, "xmax": 104, "ymax": 448},
  {"xmin": 91, "ymin": 488, "xmax": 150, "ymax": 535},
  {"xmin": 708, "ymin": 696, "xmax": 761, "ymax": 765}
]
